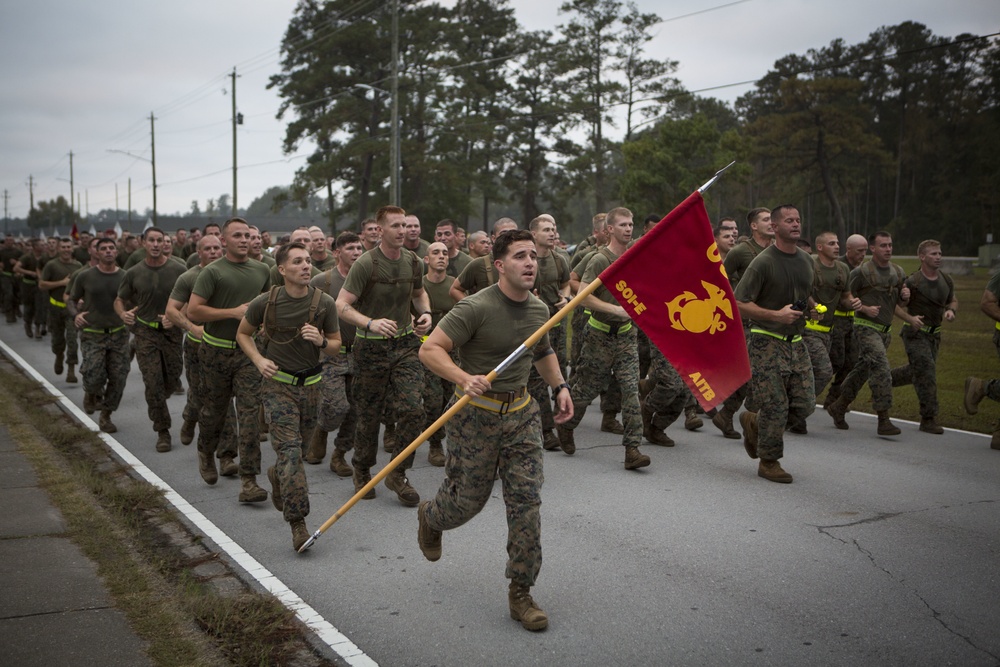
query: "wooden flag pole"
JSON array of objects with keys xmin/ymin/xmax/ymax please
[{"xmin": 298, "ymin": 278, "xmax": 606, "ymax": 552}]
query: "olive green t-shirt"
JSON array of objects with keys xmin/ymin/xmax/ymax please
[
  {"xmin": 186, "ymin": 252, "xmax": 201, "ymax": 269},
  {"xmin": 812, "ymin": 259, "xmax": 850, "ymax": 327},
  {"xmin": 581, "ymin": 247, "xmax": 629, "ymax": 325},
  {"xmin": 437, "ymin": 284, "xmax": 551, "ymax": 392},
  {"xmin": 734, "ymin": 245, "xmax": 815, "ymax": 337},
  {"xmin": 0, "ymin": 247, "xmax": 22, "ymax": 273},
  {"xmin": 118, "ymin": 260, "xmax": 189, "ymax": 322},
  {"xmin": 987, "ymin": 269, "xmax": 1000, "ymax": 301},
  {"xmin": 68, "ymin": 267, "xmax": 125, "ymax": 330},
  {"xmin": 17, "ymin": 252, "xmax": 45, "ymax": 282},
  {"xmin": 245, "ymin": 287, "xmax": 339, "ymax": 373},
  {"xmin": 570, "ymin": 244, "xmax": 597, "ymax": 273},
  {"xmin": 724, "ymin": 238, "xmax": 768, "ymax": 290},
  {"xmin": 169, "ymin": 265, "xmax": 203, "ymax": 305},
  {"xmin": 256, "ymin": 253, "xmax": 277, "ymax": 268},
  {"xmin": 849, "ymin": 262, "xmax": 906, "ymax": 328},
  {"xmin": 40, "ymin": 258, "xmax": 82, "ymax": 300},
  {"xmin": 311, "ymin": 253, "xmax": 336, "ymax": 272},
  {"xmin": 423, "ymin": 274, "xmax": 456, "ymax": 330},
  {"xmin": 342, "ymin": 247, "xmax": 421, "ymax": 329},
  {"xmin": 446, "ymin": 250, "xmax": 472, "ymax": 279},
  {"xmin": 71, "ymin": 246, "xmax": 90, "ymax": 265},
  {"xmin": 534, "ymin": 252, "xmax": 570, "ymax": 314},
  {"xmin": 904, "ymin": 270, "xmax": 954, "ymax": 328},
  {"xmin": 456, "ymin": 255, "xmax": 496, "ymax": 295},
  {"xmin": 403, "ymin": 238, "xmax": 431, "ymax": 259},
  {"xmin": 310, "ymin": 268, "xmax": 355, "ymax": 348},
  {"xmin": 192, "ymin": 257, "xmax": 271, "ymax": 341}
]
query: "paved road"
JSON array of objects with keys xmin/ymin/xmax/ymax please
[{"xmin": 2, "ymin": 319, "xmax": 999, "ymax": 667}]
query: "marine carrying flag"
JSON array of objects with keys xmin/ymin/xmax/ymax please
[{"xmin": 598, "ymin": 191, "xmax": 750, "ymax": 411}]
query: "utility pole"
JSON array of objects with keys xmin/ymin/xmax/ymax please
[
  {"xmin": 85, "ymin": 190, "xmax": 89, "ymax": 220},
  {"xmin": 115, "ymin": 183, "xmax": 119, "ymax": 222},
  {"xmin": 390, "ymin": 0, "xmax": 400, "ymax": 206},
  {"xmin": 150, "ymin": 112, "xmax": 158, "ymax": 225},
  {"xmin": 27, "ymin": 175, "xmax": 34, "ymax": 214},
  {"xmin": 128, "ymin": 177, "xmax": 132, "ymax": 231},
  {"xmin": 3, "ymin": 189, "xmax": 9, "ymax": 235},
  {"xmin": 68, "ymin": 150, "xmax": 75, "ymax": 212},
  {"xmin": 231, "ymin": 67, "xmax": 239, "ymax": 214}
]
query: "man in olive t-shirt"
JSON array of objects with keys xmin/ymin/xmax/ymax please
[
  {"xmin": 420, "ymin": 242, "xmax": 457, "ymax": 467},
  {"xmin": 39, "ymin": 238, "xmax": 82, "ymax": 380},
  {"xmin": 963, "ymin": 269, "xmax": 1000, "ymax": 449},
  {"xmin": 238, "ymin": 242, "xmax": 340, "ymax": 552}
]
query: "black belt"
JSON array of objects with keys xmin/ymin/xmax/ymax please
[{"xmin": 481, "ymin": 386, "xmax": 528, "ymax": 403}]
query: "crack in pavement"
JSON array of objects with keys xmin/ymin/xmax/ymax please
[{"xmin": 813, "ymin": 499, "xmax": 1000, "ymax": 663}]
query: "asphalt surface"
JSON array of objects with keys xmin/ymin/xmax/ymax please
[{"xmin": 2, "ymin": 318, "xmax": 999, "ymax": 667}]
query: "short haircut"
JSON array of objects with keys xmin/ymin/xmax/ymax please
[
  {"xmin": 275, "ymin": 241, "xmax": 308, "ymax": 267},
  {"xmin": 769, "ymin": 204, "xmax": 797, "ymax": 223},
  {"xmin": 493, "ymin": 229, "xmax": 535, "ymax": 261},
  {"xmin": 796, "ymin": 239, "xmax": 812, "ymax": 250},
  {"xmin": 469, "ymin": 230, "xmax": 489, "ymax": 243},
  {"xmin": 529, "ymin": 215, "xmax": 554, "ymax": 231},
  {"xmin": 491, "ymin": 217, "xmax": 518, "ymax": 236},
  {"xmin": 592, "ymin": 213, "xmax": 608, "ymax": 231},
  {"xmin": 59, "ymin": 237, "xmax": 73, "ymax": 244},
  {"xmin": 868, "ymin": 231, "xmax": 891, "ymax": 245},
  {"xmin": 220, "ymin": 219, "xmax": 245, "ymax": 233},
  {"xmin": 360, "ymin": 218, "xmax": 378, "ymax": 231},
  {"xmin": 815, "ymin": 231, "xmax": 837, "ymax": 247},
  {"xmin": 747, "ymin": 208, "xmax": 770, "ymax": 226},
  {"xmin": 142, "ymin": 227, "xmax": 164, "ymax": 239},
  {"xmin": 605, "ymin": 207, "xmax": 633, "ymax": 226},
  {"xmin": 336, "ymin": 231, "xmax": 361, "ymax": 249},
  {"xmin": 644, "ymin": 214, "xmax": 661, "ymax": 225},
  {"xmin": 917, "ymin": 239, "xmax": 940, "ymax": 256},
  {"xmin": 96, "ymin": 238, "xmax": 116, "ymax": 250},
  {"xmin": 376, "ymin": 206, "xmax": 406, "ymax": 226},
  {"xmin": 435, "ymin": 219, "xmax": 457, "ymax": 233}
]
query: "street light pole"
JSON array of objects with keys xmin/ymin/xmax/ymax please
[{"xmin": 390, "ymin": 0, "xmax": 400, "ymax": 206}]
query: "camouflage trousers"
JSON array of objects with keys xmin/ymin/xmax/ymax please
[
  {"xmin": 550, "ymin": 319, "xmax": 567, "ymax": 378},
  {"xmin": 181, "ymin": 339, "xmax": 238, "ymax": 460},
  {"xmin": 890, "ymin": 327, "xmax": 941, "ymax": 419},
  {"xmin": 1, "ymin": 273, "xmax": 16, "ymax": 316},
  {"xmin": 564, "ymin": 324, "xmax": 641, "ymax": 447},
  {"xmin": 79, "ymin": 330, "xmax": 130, "ymax": 412},
  {"xmin": 330, "ymin": 353, "xmax": 357, "ymax": 453},
  {"xmin": 49, "ymin": 305, "xmax": 78, "ymax": 365},
  {"xmin": 318, "ymin": 353, "xmax": 351, "ymax": 435},
  {"xmin": 263, "ymin": 380, "xmax": 318, "ymax": 523},
  {"xmin": 197, "ymin": 345, "xmax": 261, "ymax": 475},
  {"xmin": 827, "ymin": 316, "xmax": 859, "ymax": 401},
  {"xmin": 804, "ymin": 330, "xmax": 833, "ymax": 397},
  {"xmin": 423, "ymin": 349, "xmax": 457, "ymax": 445},
  {"xmin": 721, "ymin": 323, "xmax": 753, "ymax": 414},
  {"xmin": 569, "ymin": 310, "xmax": 621, "ymax": 412},
  {"xmin": 569, "ymin": 307, "xmax": 588, "ymax": 371},
  {"xmin": 20, "ymin": 283, "xmax": 45, "ymax": 327},
  {"xmin": 745, "ymin": 333, "xmax": 815, "ymax": 461},
  {"xmin": 351, "ymin": 334, "xmax": 423, "ymax": 472},
  {"xmin": 637, "ymin": 327, "xmax": 651, "ymax": 379},
  {"xmin": 988, "ymin": 330, "xmax": 1000, "ymax": 403},
  {"xmin": 132, "ymin": 324, "xmax": 183, "ymax": 432},
  {"xmin": 837, "ymin": 324, "xmax": 893, "ymax": 412},
  {"xmin": 645, "ymin": 345, "xmax": 687, "ymax": 431},
  {"xmin": 423, "ymin": 397, "xmax": 543, "ymax": 588}
]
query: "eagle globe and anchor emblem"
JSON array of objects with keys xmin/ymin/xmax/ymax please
[{"xmin": 666, "ymin": 280, "xmax": 734, "ymax": 334}]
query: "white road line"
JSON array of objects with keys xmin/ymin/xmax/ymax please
[{"xmin": 0, "ymin": 337, "xmax": 378, "ymax": 667}]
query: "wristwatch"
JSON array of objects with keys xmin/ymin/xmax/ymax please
[{"xmin": 554, "ymin": 382, "xmax": 570, "ymax": 393}]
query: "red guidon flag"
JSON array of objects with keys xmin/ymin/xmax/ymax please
[
  {"xmin": 598, "ymin": 191, "xmax": 749, "ymax": 411},
  {"xmin": 70, "ymin": 222, "xmax": 79, "ymax": 241}
]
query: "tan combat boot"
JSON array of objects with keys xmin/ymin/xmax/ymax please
[
  {"xmin": 641, "ymin": 400, "xmax": 673, "ymax": 447},
  {"xmin": 919, "ymin": 417, "xmax": 944, "ymax": 435},
  {"xmin": 155, "ymin": 430, "xmax": 171, "ymax": 453},
  {"xmin": 385, "ymin": 468, "xmax": 420, "ymax": 507},
  {"xmin": 383, "ymin": 422, "xmax": 397, "ymax": 452},
  {"xmin": 991, "ymin": 424, "xmax": 1000, "ymax": 450},
  {"xmin": 290, "ymin": 520, "xmax": 309, "ymax": 552},
  {"xmin": 353, "ymin": 468, "xmax": 376, "ymax": 500},
  {"xmin": 238, "ymin": 475, "xmax": 268, "ymax": 503},
  {"xmin": 427, "ymin": 441, "xmax": 445, "ymax": 467},
  {"xmin": 556, "ymin": 426, "xmax": 575, "ymax": 455},
  {"xmin": 329, "ymin": 449, "xmax": 353, "ymax": 477},
  {"xmin": 739, "ymin": 411, "xmax": 758, "ymax": 459},
  {"xmin": 83, "ymin": 392, "xmax": 97, "ymax": 415},
  {"xmin": 417, "ymin": 501, "xmax": 442, "ymax": 562},
  {"xmin": 684, "ymin": 405, "xmax": 703, "ymax": 431},
  {"xmin": 304, "ymin": 428, "xmax": 328, "ymax": 464},
  {"xmin": 624, "ymin": 446, "xmax": 650, "ymax": 470},
  {"xmin": 542, "ymin": 429, "xmax": 560, "ymax": 451},
  {"xmin": 65, "ymin": 363, "xmax": 77, "ymax": 383},
  {"xmin": 712, "ymin": 406, "xmax": 741, "ymax": 439},
  {"xmin": 267, "ymin": 465, "xmax": 283, "ymax": 512},
  {"xmin": 180, "ymin": 420, "xmax": 196, "ymax": 446},
  {"xmin": 219, "ymin": 455, "xmax": 238, "ymax": 477},
  {"xmin": 964, "ymin": 377, "xmax": 986, "ymax": 415},
  {"xmin": 509, "ymin": 582, "xmax": 548, "ymax": 631},
  {"xmin": 758, "ymin": 459, "xmax": 793, "ymax": 484},
  {"xmin": 826, "ymin": 397, "xmax": 850, "ymax": 430},
  {"xmin": 198, "ymin": 451, "xmax": 218, "ymax": 485},
  {"xmin": 601, "ymin": 411, "xmax": 625, "ymax": 435},
  {"xmin": 877, "ymin": 411, "xmax": 901, "ymax": 436},
  {"xmin": 54, "ymin": 351, "xmax": 64, "ymax": 375},
  {"xmin": 99, "ymin": 410, "xmax": 117, "ymax": 434}
]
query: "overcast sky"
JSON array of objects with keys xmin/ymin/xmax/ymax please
[{"xmin": 0, "ymin": 0, "xmax": 996, "ymax": 225}]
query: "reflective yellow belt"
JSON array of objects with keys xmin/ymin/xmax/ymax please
[
  {"xmin": 202, "ymin": 332, "xmax": 238, "ymax": 349},
  {"xmin": 49, "ymin": 297, "xmax": 66, "ymax": 308},
  {"xmin": 834, "ymin": 309, "xmax": 854, "ymax": 318},
  {"xmin": 186, "ymin": 332, "xmax": 202, "ymax": 344},
  {"xmin": 854, "ymin": 318, "xmax": 891, "ymax": 334},
  {"xmin": 21, "ymin": 279, "xmax": 36, "ymax": 285},
  {"xmin": 83, "ymin": 325, "xmax": 126, "ymax": 335},
  {"xmin": 341, "ymin": 344, "xmax": 353, "ymax": 354},
  {"xmin": 271, "ymin": 368, "xmax": 322, "ymax": 386},
  {"xmin": 356, "ymin": 324, "xmax": 414, "ymax": 340},
  {"xmin": 136, "ymin": 315, "xmax": 162, "ymax": 330},
  {"xmin": 903, "ymin": 323, "xmax": 941, "ymax": 335},
  {"xmin": 995, "ymin": 322, "xmax": 1000, "ymax": 332},
  {"xmin": 455, "ymin": 387, "xmax": 531, "ymax": 414},
  {"xmin": 750, "ymin": 328, "xmax": 803, "ymax": 343},
  {"xmin": 587, "ymin": 316, "xmax": 632, "ymax": 335},
  {"xmin": 804, "ymin": 321, "xmax": 832, "ymax": 333}
]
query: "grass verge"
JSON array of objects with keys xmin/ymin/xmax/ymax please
[{"xmin": 0, "ymin": 363, "xmax": 334, "ymax": 667}]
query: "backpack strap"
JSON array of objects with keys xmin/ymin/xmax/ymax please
[
  {"xmin": 261, "ymin": 285, "xmax": 281, "ymax": 343},
  {"xmin": 307, "ymin": 285, "xmax": 323, "ymax": 324},
  {"xmin": 484, "ymin": 255, "xmax": 495, "ymax": 286}
]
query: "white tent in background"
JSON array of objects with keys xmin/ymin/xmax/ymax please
[
  {"xmin": 143, "ymin": 218, "xmax": 153, "ymax": 232},
  {"xmin": 113, "ymin": 221, "xmax": 123, "ymax": 238},
  {"xmin": 88, "ymin": 224, "xmax": 97, "ymax": 237}
]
